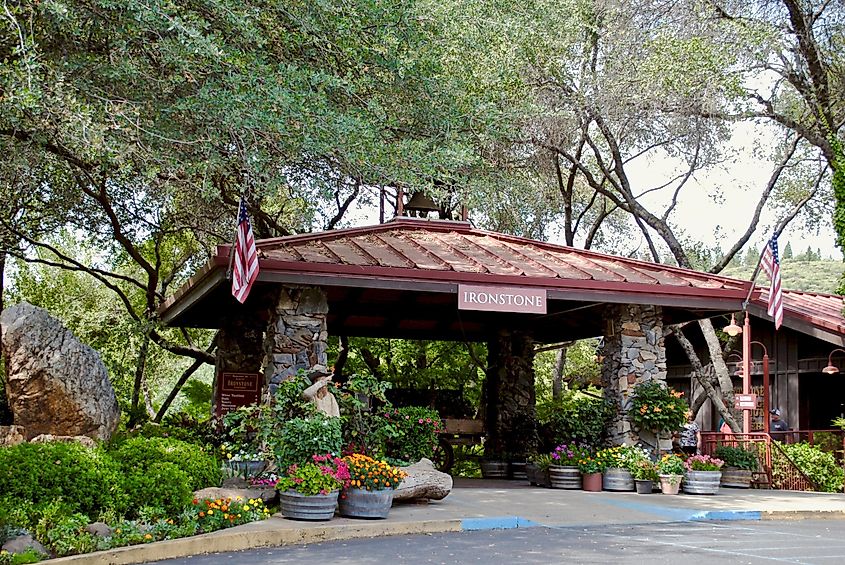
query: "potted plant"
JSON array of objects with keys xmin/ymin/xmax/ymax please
[
  {"xmin": 276, "ymin": 454, "xmax": 350, "ymax": 520},
  {"xmin": 527, "ymin": 453, "xmax": 553, "ymax": 487},
  {"xmin": 631, "ymin": 459, "xmax": 658, "ymax": 494},
  {"xmin": 339, "ymin": 454, "xmax": 407, "ymax": 519},
  {"xmin": 549, "ymin": 443, "xmax": 589, "ymax": 489},
  {"xmin": 596, "ymin": 445, "xmax": 649, "ymax": 491},
  {"xmin": 629, "ymin": 381, "xmax": 689, "ymax": 443},
  {"xmin": 714, "ymin": 445, "xmax": 758, "ymax": 488},
  {"xmin": 683, "ymin": 454, "xmax": 724, "ymax": 495},
  {"xmin": 655, "ymin": 454, "xmax": 685, "ymax": 495},
  {"xmin": 578, "ymin": 456, "xmax": 603, "ymax": 492}
]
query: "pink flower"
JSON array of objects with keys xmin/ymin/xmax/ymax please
[{"xmin": 419, "ymin": 418, "xmax": 424, "ymax": 424}]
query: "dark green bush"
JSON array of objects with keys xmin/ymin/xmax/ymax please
[
  {"xmin": 274, "ymin": 414, "xmax": 343, "ymax": 470},
  {"xmin": 120, "ymin": 462, "xmax": 193, "ymax": 518},
  {"xmin": 108, "ymin": 437, "xmax": 222, "ymax": 490},
  {"xmin": 0, "ymin": 443, "xmax": 127, "ymax": 518},
  {"xmin": 381, "ymin": 406, "xmax": 443, "ymax": 464},
  {"xmin": 537, "ymin": 392, "xmax": 614, "ymax": 450},
  {"xmin": 714, "ymin": 445, "xmax": 759, "ymax": 470},
  {"xmin": 777, "ymin": 442, "xmax": 844, "ymax": 493}
]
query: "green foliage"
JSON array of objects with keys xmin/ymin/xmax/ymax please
[
  {"xmin": 276, "ymin": 457, "xmax": 348, "ymax": 496},
  {"xmin": 777, "ymin": 442, "xmax": 845, "ymax": 493},
  {"xmin": 108, "ymin": 437, "xmax": 222, "ymax": 491},
  {"xmin": 631, "ymin": 459, "xmax": 659, "ymax": 481},
  {"xmin": 629, "ymin": 381, "xmax": 689, "ymax": 434},
  {"xmin": 594, "ymin": 445, "xmax": 650, "ymax": 472},
  {"xmin": 537, "ymin": 391, "xmax": 614, "ymax": 449},
  {"xmin": 35, "ymin": 507, "xmax": 96, "ymax": 557},
  {"xmin": 119, "ymin": 462, "xmax": 194, "ymax": 518},
  {"xmin": 188, "ymin": 496, "xmax": 270, "ymax": 534},
  {"xmin": 721, "ymin": 260, "xmax": 844, "ymax": 294},
  {"xmin": 0, "ymin": 547, "xmax": 46, "ymax": 565},
  {"xmin": 656, "ymin": 454, "xmax": 686, "ymax": 475},
  {"xmin": 336, "ymin": 374, "xmax": 393, "ymax": 457},
  {"xmin": 714, "ymin": 445, "xmax": 759, "ymax": 470},
  {"xmin": 381, "ymin": 406, "xmax": 443, "ymax": 464},
  {"xmin": 0, "ymin": 443, "xmax": 127, "ymax": 519},
  {"xmin": 274, "ymin": 415, "xmax": 343, "ymax": 470}
]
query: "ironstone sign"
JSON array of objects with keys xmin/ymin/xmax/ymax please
[
  {"xmin": 458, "ymin": 284, "xmax": 547, "ymax": 314},
  {"xmin": 215, "ymin": 372, "xmax": 262, "ymax": 417}
]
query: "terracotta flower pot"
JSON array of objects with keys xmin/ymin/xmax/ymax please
[
  {"xmin": 582, "ymin": 472, "xmax": 603, "ymax": 492},
  {"xmin": 658, "ymin": 474, "xmax": 682, "ymax": 495}
]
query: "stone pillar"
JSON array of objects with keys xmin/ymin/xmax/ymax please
[
  {"xmin": 484, "ymin": 330, "xmax": 538, "ymax": 459},
  {"xmin": 601, "ymin": 304, "xmax": 667, "ymax": 451},
  {"xmin": 266, "ymin": 286, "xmax": 329, "ymax": 394}
]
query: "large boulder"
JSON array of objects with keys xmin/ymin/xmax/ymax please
[
  {"xmin": 0, "ymin": 302, "xmax": 120, "ymax": 441},
  {"xmin": 0, "ymin": 425, "xmax": 26, "ymax": 447},
  {"xmin": 393, "ymin": 458, "xmax": 453, "ymax": 501}
]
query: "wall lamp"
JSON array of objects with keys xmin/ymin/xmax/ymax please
[
  {"xmin": 722, "ymin": 314, "xmax": 743, "ymax": 337},
  {"xmin": 822, "ymin": 348, "xmax": 845, "ymax": 375}
]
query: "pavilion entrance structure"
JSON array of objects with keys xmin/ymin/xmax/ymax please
[{"xmin": 159, "ymin": 217, "xmax": 754, "ymax": 455}]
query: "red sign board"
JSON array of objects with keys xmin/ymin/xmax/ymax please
[
  {"xmin": 215, "ymin": 372, "xmax": 262, "ymax": 417},
  {"xmin": 458, "ymin": 284, "xmax": 547, "ymax": 314},
  {"xmin": 734, "ymin": 393, "xmax": 757, "ymax": 410}
]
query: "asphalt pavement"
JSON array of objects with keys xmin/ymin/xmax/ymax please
[{"xmin": 48, "ymin": 478, "xmax": 845, "ymax": 565}]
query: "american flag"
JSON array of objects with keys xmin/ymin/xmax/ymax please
[
  {"xmin": 231, "ymin": 196, "xmax": 259, "ymax": 304},
  {"xmin": 760, "ymin": 233, "xmax": 783, "ymax": 330}
]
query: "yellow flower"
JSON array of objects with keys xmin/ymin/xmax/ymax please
[
  {"xmin": 208, "ymin": 509, "xmax": 214, "ymax": 515},
  {"xmin": 144, "ymin": 534, "xmax": 152, "ymax": 540}
]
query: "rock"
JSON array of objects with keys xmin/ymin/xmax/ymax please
[
  {"xmin": 1, "ymin": 533, "xmax": 49, "ymax": 557},
  {"xmin": 0, "ymin": 302, "xmax": 120, "ymax": 441},
  {"xmin": 193, "ymin": 486, "xmax": 278, "ymax": 505},
  {"xmin": 393, "ymin": 458, "xmax": 453, "ymax": 501},
  {"xmin": 29, "ymin": 434, "xmax": 97, "ymax": 448},
  {"xmin": 85, "ymin": 522, "xmax": 112, "ymax": 538},
  {"xmin": 0, "ymin": 425, "xmax": 26, "ymax": 447}
]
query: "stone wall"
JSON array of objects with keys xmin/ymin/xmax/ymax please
[
  {"xmin": 601, "ymin": 304, "xmax": 668, "ymax": 451},
  {"xmin": 266, "ymin": 287, "xmax": 328, "ymax": 393},
  {"xmin": 484, "ymin": 330, "xmax": 538, "ymax": 458}
]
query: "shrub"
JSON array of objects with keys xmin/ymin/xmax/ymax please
[
  {"xmin": 108, "ymin": 437, "xmax": 222, "ymax": 491},
  {"xmin": 778, "ymin": 442, "xmax": 844, "ymax": 493},
  {"xmin": 629, "ymin": 381, "xmax": 688, "ymax": 434},
  {"xmin": 381, "ymin": 406, "xmax": 443, "ymax": 464},
  {"xmin": 120, "ymin": 462, "xmax": 194, "ymax": 518},
  {"xmin": 714, "ymin": 446, "xmax": 758, "ymax": 470},
  {"xmin": 0, "ymin": 442, "xmax": 127, "ymax": 519},
  {"xmin": 537, "ymin": 392, "xmax": 614, "ymax": 449},
  {"xmin": 274, "ymin": 415, "xmax": 343, "ymax": 470}
]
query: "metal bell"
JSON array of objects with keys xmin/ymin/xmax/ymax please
[{"xmin": 404, "ymin": 191, "xmax": 441, "ymax": 215}]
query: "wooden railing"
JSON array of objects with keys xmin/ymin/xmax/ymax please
[{"xmin": 700, "ymin": 431, "xmax": 833, "ymax": 492}]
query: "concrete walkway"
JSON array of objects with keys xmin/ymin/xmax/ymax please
[{"xmin": 51, "ymin": 479, "xmax": 845, "ymax": 564}]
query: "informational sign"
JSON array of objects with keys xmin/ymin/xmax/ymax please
[
  {"xmin": 458, "ymin": 284, "xmax": 547, "ymax": 314},
  {"xmin": 734, "ymin": 393, "xmax": 757, "ymax": 411},
  {"xmin": 214, "ymin": 372, "xmax": 262, "ymax": 417}
]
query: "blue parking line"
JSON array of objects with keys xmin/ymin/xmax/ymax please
[{"xmin": 461, "ymin": 516, "xmax": 541, "ymax": 531}]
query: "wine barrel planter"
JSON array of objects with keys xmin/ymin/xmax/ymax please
[
  {"xmin": 683, "ymin": 471, "xmax": 722, "ymax": 495},
  {"xmin": 338, "ymin": 488, "xmax": 394, "ymax": 519},
  {"xmin": 602, "ymin": 468, "xmax": 635, "ymax": 491},
  {"xmin": 526, "ymin": 463, "xmax": 548, "ymax": 486},
  {"xmin": 480, "ymin": 460, "xmax": 508, "ymax": 479},
  {"xmin": 510, "ymin": 461, "xmax": 528, "ymax": 480},
  {"xmin": 720, "ymin": 467, "xmax": 753, "ymax": 488},
  {"xmin": 549, "ymin": 465, "xmax": 582, "ymax": 489},
  {"xmin": 279, "ymin": 490, "xmax": 338, "ymax": 521}
]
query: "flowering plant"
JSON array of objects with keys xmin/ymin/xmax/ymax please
[
  {"xmin": 529, "ymin": 453, "xmax": 554, "ymax": 470},
  {"xmin": 577, "ymin": 456, "xmax": 601, "ymax": 474},
  {"xmin": 342, "ymin": 454, "xmax": 407, "ymax": 491},
  {"xmin": 190, "ymin": 496, "xmax": 270, "ymax": 533},
  {"xmin": 276, "ymin": 454, "xmax": 350, "ymax": 495},
  {"xmin": 629, "ymin": 381, "xmax": 689, "ymax": 434},
  {"xmin": 594, "ymin": 445, "xmax": 650, "ymax": 472},
  {"xmin": 631, "ymin": 459, "xmax": 659, "ymax": 481},
  {"xmin": 248, "ymin": 472, "xmax": 279, "ymax": 488},
  {"xmin": 381, "ymin": 406, "xmax": 444, "ymax": 463},
  {"xmin": 550, "ymin": 443, "xmax": 590, "ymax": 466},
  {"xmin": 655, "ymin": 453, "xmax": 685, "ymax": 475},
  {"xmin": 684, "ymin": 454, "xmax": 724, "ymax": 472}
]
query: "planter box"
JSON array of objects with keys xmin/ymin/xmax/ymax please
[
  {"xmin": 279, "ymin": 490, "xmax": 338, "ymax": 521},
  {"xmin": 720, "ymin": 467, "xmax": 753, "ymax": 488},
  {"xmin": 339, "ymin": 488, "xmax": 394, "ymax": 519},
  {"xmin": 480, "ymin": 460, "xmax": 508, "ymax": 479},
  {"xmin": 634, "ymin": 479, "xmax": 653, "ymax": 494}
]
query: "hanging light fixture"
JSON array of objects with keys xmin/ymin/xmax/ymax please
[
  {"xmin": 822, "ymin": 348, "xmax": 845, "ymax": 375},
  {"xmin": 722, "ymin": 313, "xmax": 743, "ymax": 337}
]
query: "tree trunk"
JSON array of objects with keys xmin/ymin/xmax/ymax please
[
  {"xmin": 670, "ymin": 326, "xmax": 740, "ymax": 432},
  {"xmin": 698, "ymin": 318, "xmax": 741, "ymax": 426},
  {"xmin": 129, "ymin": 333, "xmax": 151, "ymax": 427},
  {"xmin": 333, "ymin": 335, "xmax": 350, "ymax": 383},
  {"xmin": 552, "ymin": 347, "xmax": 566, "ymax": 399}
]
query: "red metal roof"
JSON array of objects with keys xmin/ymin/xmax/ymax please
[
  {"xmin": 159, "ymin": 218, "xmax": 756, "ymax": 336},
  {"xmin": 253, "ymin": 218, "xmax": 749, "ymax": 295},
  {"xmin": 752, "ymin": 289, "xmax": 845, "ymax": 344}
]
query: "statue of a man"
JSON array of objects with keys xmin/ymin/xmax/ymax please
[{"xmin": 302, "ymin": 365, "xmax": 340, "ymax": 418}]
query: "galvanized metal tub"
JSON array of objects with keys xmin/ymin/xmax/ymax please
[
  {"xmin": 549, "ymin": 465, "xmax": 582, "ymax": 489},
  {"xmin": 338, "ymin": 488, "xmax": 394, "ymax": 519},
  {"xmin": 509, "ymin": 461, "xmax": 527, "ymax": 480},
  {"xmin": 684, "ymin": 470, "xmax": 722, "ymax": 494},
  {"xmin": 279, "ymin": 490, "xmax": 338, "ymax": 520},
  {"xmin": 602, "ymin": 468, "xmax": 635, "ymax": 491}
]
